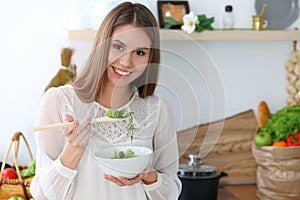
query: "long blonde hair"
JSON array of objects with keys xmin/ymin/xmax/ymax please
[{"xmin": 73, "ymin": 2, "xmax": 160, "ymax": 102}]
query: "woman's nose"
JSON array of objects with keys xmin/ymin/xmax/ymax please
[{"xmin": 118, "ymin": 52, "xmax": 131, "ymax": 68}]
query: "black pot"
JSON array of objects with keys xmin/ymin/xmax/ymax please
[{"xmin": 178, "ymin": 153, "xmax": 227, "ymax": 200}]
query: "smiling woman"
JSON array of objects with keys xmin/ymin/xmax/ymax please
[
  {"xmin": 30, "ymin": 1, "xmax": 181, "ymax": 200},
  {"xmin": 107, "ymin": 25, "xmax": 151, "ymax": 90}
]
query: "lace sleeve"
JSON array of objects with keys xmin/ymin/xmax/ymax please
[
  {"xmin": 143, "ymin": 99, "xmax": 182, "ymax": 199},
  {"xmin": 30, "ymin": 88, "xmax": 78, "ymax": 200}
]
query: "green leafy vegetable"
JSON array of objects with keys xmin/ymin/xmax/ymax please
[
  {"xmin": 106, "ymin": 109, "xmax": 127, "ymax": 118},
  {"xmin": 112, "ymin": 149, "xmax": 135, "ymax": 159},
  {"xmin": 125, "ymin": 149, "xmax": 135, "ymax": 158},
  {"xmin": 259, "ymin": 105, "xmax": 300, "ymax": 142},
  {"xmin": 21, "ymin": 160, "xmax": 36, "ymax": 179}
]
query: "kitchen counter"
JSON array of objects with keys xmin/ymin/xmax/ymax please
[{"xmin": 218, "ymin": 184, "xmax": 259, "ymax": 200}]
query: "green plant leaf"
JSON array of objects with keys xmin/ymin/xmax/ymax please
[
  {"xmin": 207, "ymin": 17, "xmax": 215, "ymax": 24},
  {"xmin": 163, "ymin": 16, "xmax": 182, "ymax": 29},
  {"xmin": 201, "ymin": 19, "xmax": 212, "ymax": 27},
  {"xmin": 195, "ymin": 14, "xmax": 214, "ymax": 32},
  {"xmin": 197, "ymin": 14, "xmax": 207, "ymax": 22},
  {"xmin": 200, "ymin": 15, "xmax": 214, "ymax": 24},
  {"xmin": 164, "ymin": 16, "xmax": 181, "ymax": 25},
  {"xmin": 202, "ymin": 24, "xmax": 214, "ymax": 30},
  {"xmin": 164, "ymin": 23, "xmax": 174, "ymax": 29},
  {"xmin": 195, "ymin": 25, "xmax": 205, "ymax": 32}
]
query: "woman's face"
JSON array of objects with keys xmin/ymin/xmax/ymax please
[{"xmin": 107, "ymin": 24, "xmax": 151, "ymax": 89}]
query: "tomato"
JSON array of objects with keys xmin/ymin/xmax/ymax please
[{"xmin": 2, "ymin": 168, "xmax": 18, "ymax": 179}]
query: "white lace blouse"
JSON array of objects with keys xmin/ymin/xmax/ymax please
[{"xmin": 30, "ymin": 84, "xmax": 182, "ymax": 200}]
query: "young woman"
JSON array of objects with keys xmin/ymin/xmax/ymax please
[{"xmin": 30, "ymin": 2, "xmax": 181, "ymax": 199}]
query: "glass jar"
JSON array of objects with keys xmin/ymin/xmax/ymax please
[{"xmin": 223, "ymin": 5, "xmax": 235, "ymax": 30}]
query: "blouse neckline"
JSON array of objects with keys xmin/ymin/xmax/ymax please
[{"xmin": 93, "ymin": 89, "xmax": 138, "ymax": 111}]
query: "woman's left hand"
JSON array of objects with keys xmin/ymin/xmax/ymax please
[{"xmin": 104, "ymin": 166, "xmax": 157, "ymax": 186}]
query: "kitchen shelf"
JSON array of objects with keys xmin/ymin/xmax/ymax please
[{"xmin": 68, "ymin": 29, "xmax": 300, "ymax": 41}]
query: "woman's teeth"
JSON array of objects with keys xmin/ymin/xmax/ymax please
[{"xmin": 114, "ymin": 68, "xmax": 130, "ymax": 76}]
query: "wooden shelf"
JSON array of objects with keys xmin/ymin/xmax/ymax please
[
  {"xmin": 160, "ymin": 29, "xmax": 300, "ymax": 41},
  {"xmin": 68, "ymin": 29, "xmax": 97, "ymax": 40},
  {"xmin": 68, "ymin": 29, "xmax": 300, "ymax": 41}
]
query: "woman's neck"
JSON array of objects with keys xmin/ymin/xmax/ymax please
[{"xmin": 98, "ymin": 83, "xmax": 133, "ymax": 109}]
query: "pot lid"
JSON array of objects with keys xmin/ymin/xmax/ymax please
[{"xmin": 178, "ymin": 153, "xmax": 217, "ymax": 177}]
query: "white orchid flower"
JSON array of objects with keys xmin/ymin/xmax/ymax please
[{"xmin": 181, "ymin": 11, "xmax": 199, "ymax": 34}]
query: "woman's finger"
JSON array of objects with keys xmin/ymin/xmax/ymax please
[
  {"xmin": 104, "ymin": 175, "xmax": 125, "ymax": 186},
  {"xmin": 104, "ymin": 174, "xmax": 141, "ymax": 186},
  {"xmin": 118, "ymin": 176, "xmax": 140, "ymax": 186},
  {"xmin": 64, "ymin": 114, "xmax": 76, "ymax": 135},
  {"xmin": 65, "ymin": 114, "xmax": 74, "ymax": 122},
  {"xmin": 64, "ymin": 121, "xmax": 77, "ymax": 136},
  {"xmin": 69, "ymin": 117, "xmax": 91, "ymax": 147}
]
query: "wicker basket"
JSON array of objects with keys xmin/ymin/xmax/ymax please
[{"xmin": 0, "ymin": 132, "xmax": 34, "ymax": 200}]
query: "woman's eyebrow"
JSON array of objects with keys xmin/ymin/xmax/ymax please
[
  {"xmin": 112, "ymin": 39, "xmax": 126, "ymax": 46},
  {"xmin": 112, "ymin": 39, "xmax": 150, "ymax": 50},
  {"xmin": 137, "ymin": 47, "xmax": 150, "ymax": 51}
]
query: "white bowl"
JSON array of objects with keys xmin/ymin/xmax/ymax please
[{"xmin": 94, "ymin": 146, "xmax": 153, "ymax": 178}]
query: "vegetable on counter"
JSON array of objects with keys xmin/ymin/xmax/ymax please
[
  {"xmin": 254, "ymin": 132, "xmax": 272, "ymax": 147},
  {"xmin": 286, "ymin": 133, "xmax": 300, "ymax": 146},
  {"xmin": 21, "ymin": 160, "xmax": 36, "ymax": 179},
  {"xmin": 272, "ymin": 141, "xmax": 287, "ymax": 147},
  {"xmin": 259, "ymin": 105, "xmax": 300, "ymax": 143},
  {"xmin": 2, "ymin": 168, "xmax": 18, "ymax": 180}
]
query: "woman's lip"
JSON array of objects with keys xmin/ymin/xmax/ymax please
[{"xmin": 112, "ymin": 66, "xmax": 131, "ymax": 77}]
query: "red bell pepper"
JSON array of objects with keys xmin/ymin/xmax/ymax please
[{"xmin": 286, "ymin": 133, "xmax": 300, "ymax": 146}]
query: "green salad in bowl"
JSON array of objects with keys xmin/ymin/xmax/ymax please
[
  {"xmin": 112, "ymin": 149, "xmax": 135, "ymax": 159},
  {"xmin": 94, "ymin": 146, "xmax": 153, "ymax": 178}
]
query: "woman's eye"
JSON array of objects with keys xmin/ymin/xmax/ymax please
[
  {"xmin": 113, "ymin": 44, "xmax": 124, "ymax": 51},
  {"xmin": 135, "ymin": 50, "xmax": 146, "ymax": 56}
]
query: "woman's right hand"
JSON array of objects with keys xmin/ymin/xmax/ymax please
[
  {"xmin": 64, "ymin": 114, "xmax": 92, "ymax": 151},
  {"xmin": 60, "ymin": 114, "xmax": 91, "ymax": 169}
]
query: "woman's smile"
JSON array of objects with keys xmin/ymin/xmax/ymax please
[{"xmin": 112, "ymin": 66, "xmax": 131, "ymax": 77}]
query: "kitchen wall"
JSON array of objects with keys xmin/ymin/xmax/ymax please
[{"xmin": 1, "ymin": 0, "xmax": 299, "ymax": 164}]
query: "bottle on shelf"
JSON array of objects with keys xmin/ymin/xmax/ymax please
[{"xmin": 223, "ymin": 5, "xmax": 235, "ymax": 30}]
